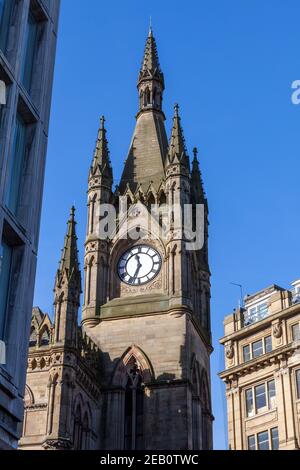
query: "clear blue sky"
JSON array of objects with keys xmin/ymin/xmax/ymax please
[{"xmin": 34, "ymin": 0, "xmax": 300, "ymax": 449}]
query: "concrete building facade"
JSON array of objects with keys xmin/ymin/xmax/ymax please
[
  {"xmin": 220, "ymin": 280, "xmax": 300, "ymax": 450},
  {"xmin": 19, "ymin": 28, "xmax": 213, "ymax": 450},
  {"xmin": 0, "ymin": 0, "xmax": 60, "ymax": 449}
]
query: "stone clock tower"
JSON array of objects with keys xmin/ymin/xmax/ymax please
[
  {"xmin": 82, "ymin": 28, "xmax": 213, "ymax": 450},
  {"xmin": 20, "ymin": 28, "xmax": 213, "ymax": 451}
]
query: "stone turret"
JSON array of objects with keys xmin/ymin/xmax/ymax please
[
  {"xmin": 82, "ymin": 118, "xmax": 113, "ymax": 328},
  {"xmin": 53, "ymin": 207, "xmax": 81, "ymax": 346}
]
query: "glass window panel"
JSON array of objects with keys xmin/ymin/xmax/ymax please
[
  {"xmin": 252, "ymin": 340, "xmax": 263, "ymax": 358},
  {"xmin": 243, "ymin": 345, "xmax": 251, "ymax": 362},
  {"xmin": 296, "ymin": 370, "xmax": 300, "ymax": 400},
  {"xmin": 292, "ymin": 324, "xmax": 300, "ymax": 341},
  {"xmin": 271, "ymin": 428, "xmax": 279, "ymax": 450},
  {"xmin": 5, "ymin": 114, "xmax": 27, "ymax": 214},
  {"xmin": 255, "ymin": 384, "xmax": 267, "ymax": 412},
  {"xmin": 21, "ymin": 11, "xmax": 38, "ymax": 93},
  {"xmin": 265, "ymin": 336, "xmax": 272, "ymax": 353},
  {"xmin": 257, "ymin": 302, "xmax": 268, "ymax": 315},
  {"xmin": 268, "ymin": 380, "xmax": 276, "ymax": 409},
  {"xmin": 0, "ymin": 0, "xmax": 14, "ymax": 54},
  {"xmin": 246, "ymin": 389, "xmax": 254, "ymax": 417},
  {"xmin": 0, "ymin": 239, "xmax": 12, "ymax": 339},
  {"xmin": 257, "ymin": 431, "xmax": 269, "ymax": 450},
  {"xmin": 248, "ymin": 435, "xmax": 256, "ymax": 450}
]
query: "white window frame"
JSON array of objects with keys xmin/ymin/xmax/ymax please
[
  {"xmin": 245, "ymin": 379, "xmax": 276, "ymax": 418},
  {"xmin": 247, "ymin": 427, "xmax": 279, "ymax": 450},
  {"xmin": 244, "ymin": 300, "xmax": 270, "ymax": 325},
  {"xmin": 291, "ymin": 322, "xmax": 300, "ymax": 342},
  {"xmin": 242, "ymin": 335, "xmax": 272, "ymax": 363},
  {"xmin": 296, "ymin": 369, "xmax": 300, "ymax": 400}
]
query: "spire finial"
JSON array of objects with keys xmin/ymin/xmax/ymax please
[
  {"xmin": 167, "ymin": 103, "xmax": 189, "ymax": 170},
  {"xmin": 138, "ymin": 25, "xmax": 164, "ymax": 96},
  {"xmin": 90, "ymin": 116, "xmax": 113, "ymax": 181},
  {"xmin": 149, "ymin": 16, "xmax": 152, "ymax": 36},
  {"xmin": 193, "ymin": 147, "xmax": 198, "ymax": 160},
  {"xmin": 57, "ymin": 208, "xmax": 81, "ymax": 280}
]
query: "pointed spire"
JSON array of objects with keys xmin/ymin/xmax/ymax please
[
  {"xmin": 191, "ymin": 147, "xmax": 206, "ymax": 203},
  {"xmin": 149, "ymin": 16, "xmax": 152, "ymax": 36},
  {"xmin": 139, "ymin": 27, "xmax": 164, "ymax": 88},
  {"xmin": 90, "ymin": 116, "xmax": 113, "ymax": 181},
  {"xmin": 56, "ymin": 207, "xmax": 81, "ymax": 287},
  {"xmin": 167, "ymin": 104, "xmax": 190, "ymax": 169}
]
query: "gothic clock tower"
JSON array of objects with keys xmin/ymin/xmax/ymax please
[{"xmin": 81, "ymin": 28, "xmax": 213, "ymax": 450}]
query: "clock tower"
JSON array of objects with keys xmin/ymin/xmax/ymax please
[{"xmin": 82, "ymin": 28, "xmax": 213, "ymax": 450}]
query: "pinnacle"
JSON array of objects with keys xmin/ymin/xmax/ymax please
[
  {"xmin": 57, "ymin": 206, "xmax": 80, "ymax": 281},
  {"xmin": 90, "ymin": 116, "xmax": 113, "ymax": 180},
  {"xmin": 167, "ymin": 103, "xmax": 189, "ymax": 169}
]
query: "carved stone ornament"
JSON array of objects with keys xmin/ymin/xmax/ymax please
[
  {"xmin": 225, "ymin": 341, "xmax": 234, "ymax": 360},
  {"xmin": 273, "ymin": 321, "xmax": 283, "ymax": 339},
  {"xmin": 42, "ymin": 439, "xmax": 72, "ymax": 450}
]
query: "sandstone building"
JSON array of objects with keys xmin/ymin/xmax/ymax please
[
  {"xmin": 0, "ymin": 0, "xmax": 60, "ymax": 449},
  {"xmin": 220, "ymin": 280, "xmax": 300, "ymax": 450},
  {"xmin": 19, "ymin": 28, "xmax": 213, "ymax": 451}
]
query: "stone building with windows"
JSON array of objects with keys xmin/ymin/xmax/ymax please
[
  {"xmin": 19, "ymin": 28, "xmax": 213, "ymax": 450},
  {"xmin": 0, "ymin": 0, "xmax": 60, "ymax": 449},
  {"xmin": 220, "ymin": 279, "xmax": 300, "ymax": 450}
]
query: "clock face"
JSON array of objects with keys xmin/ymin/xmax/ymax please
[{"xmin": 118, "ymin": 245, "xmax": 162, "ymax": 286}]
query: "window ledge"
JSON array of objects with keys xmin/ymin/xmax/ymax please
[{"xmin": 245, "ymin": 407, "xmax": 277, "ymax": 423}]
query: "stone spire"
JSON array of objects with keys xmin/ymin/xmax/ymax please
[
  {"xmin": 191, "ymin": 147, "xmax": 206, "ymax": 203},
  {"xmin": 90, "ymin": 116, "xmax": 113, "ymax": 183},
  {"xmin": 56, "ymin": 206, "xmax": 81, "ymax": 288},
  {"xmin": 167, "ymin": 104, "xmax": 190, "ymax": 171},
  {"xmin": 137, "ymin": 27, "xmax": 165, "ymax": 116},
  {"xmin": 54, "ymin": 207, "xmax": 81, "ymax": 345},
  {"xmin": 138, "ymin": 27, "xmax": 164, "ymax": 90},
  {"xmin": 119, "ymin": 29, "xmax": 168, "ymax": 193}
]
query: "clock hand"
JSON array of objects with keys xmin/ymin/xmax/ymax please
[{"xmin": 133, "ymin": 255, "xmax": 142, "ymax": 278}]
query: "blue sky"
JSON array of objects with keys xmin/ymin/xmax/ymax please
[{"xmin": 34, "ymin": 0, "xmax": 300, "ymax": 449}]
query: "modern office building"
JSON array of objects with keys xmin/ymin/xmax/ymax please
[
  {"xmin": 220, "ymin": 279, "xmax": 300, "ymax": 450},
  {"xmin": 0, "ymin": 0, "xmax": 60, "ymax": 449}
]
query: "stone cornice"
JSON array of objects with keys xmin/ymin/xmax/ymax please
[
  {"xmin": 27, "ymin": 345, "xmax": 101, "ymax": 388},
  {"xmin": 220, "ymin": 301, "xmax": 300, "ymax": 345},
  {"xmin": 219, "ymin": 341, "xmax": 300, "ymax": 382}
]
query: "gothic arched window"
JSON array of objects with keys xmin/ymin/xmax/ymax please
[
  {"xmin": 29, "ymin": 327, "xmax": 37, "ymax": 348},
  {"xmin": 81, "ymin": 412, "xmax": 90, "ymax": 450},
  {"xmin": 139, "ymin": 91, "xmax": 144, "ymax": 109},
  {"xmin": 124, "ymin": 359, "xmax": 144, "ymax": 450},
  {"xmin": 200, "ymin": 372, "xmax": 211, "ymax": 450},
  {"xmin": 153, "ymin": 87, "xmax": 157, "ymax": 106},
  {"xmin": 145, "ymin": 87, "xmax": 150, "ymax": 106},
  {"xmin": 191, "ymin": 362, "xmax": 201, "ymax": 450},
  {"xmin": 40, "ymin": 326, "xmax": 50, "ymax": 346},
  {"xmin": 90, "ymin": 195, "xmax": 97, "ymax": 234},
  {"xmin": 86, "ymin": 257, "xmax": 94, "ymax": 305},
  {"xmin": 147, "ymin": 193, "xmax": 155, "ymax": 212},
  {"xmin": 73, "ymin": 405, "xmax": 83, "ymax": 450},
  {"xmin": 159, "ymin": 191, "xmax": 166, "ymax": 206}
]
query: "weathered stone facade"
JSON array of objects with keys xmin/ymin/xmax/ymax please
[
  {"xmin": 220, "ymin": 281, "xmax": 300, "ymax": 450},
  {"xmin": 20, "ymin": 29, "xmax": 213, "ymax": 450}
]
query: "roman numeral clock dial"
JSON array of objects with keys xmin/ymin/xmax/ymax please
[{"xmin": 117, "ymin": 245, "xmax": 162, "ymax": 286}]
